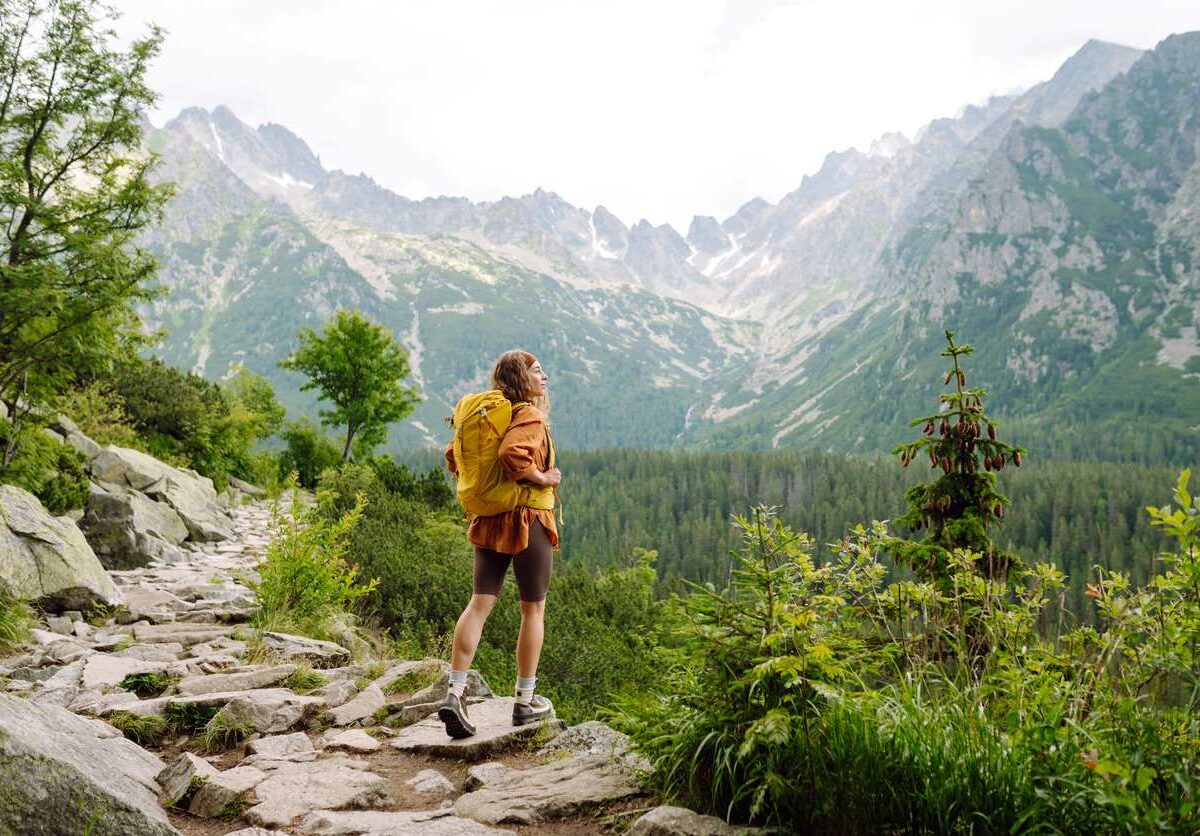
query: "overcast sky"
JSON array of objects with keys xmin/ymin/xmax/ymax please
[{"xmin": 111, "ymin": 1, "xmax": 1199, "ymax": 230}]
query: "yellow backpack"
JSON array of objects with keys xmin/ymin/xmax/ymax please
[{"xmin": 450, "ymin": 390, "xmax": 556, "ymax": 519}]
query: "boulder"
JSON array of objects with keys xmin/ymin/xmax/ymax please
[
  {"xmin": 157, "ymin": 751, "xmax": 220, "ymax": 807},
  {"xmin": 628, "ymin": 805, "xmax": 764, "ymax": 835},
  {"xmin": 80, "ymin": 653, "xmax": 167, "ymax": 689},
  {"xmin": 79, "ymin": 480, "xmax": 190, "ymax": 570},
  {"xmin": 389, "ymin": 697, "xmax": 565, "ymax": 762},
  {"xmin": 538, "ymin": 720, "xmax": 649, "ymax": 770},
  {"xmin": 66, "ymin": 430, "xmax": 102, "ymax": 460},
  {"xmin": 0, "ymin": 693, "xmax": 177, "ymax": 835},
  {"xmin": 0, "ymin": 484, "xmax": 122, "ymax": 612},
  {"xmin": 244, "ymin": 757, "xmax": 391, "ymax": 828},
  {"xmin": 89, "ymin": 444, "xmax": 234, "ymax": 542},
  {"xmin": 298, "ymin": 808, "xmax": 509, "ymax": 835},
  {"xmin": 454, "ymin": 752, "xmax": 643, "ymax": 825},
  {"xmin": 260, "ymin": 631, "xmax": 351, "ymax": 668}
]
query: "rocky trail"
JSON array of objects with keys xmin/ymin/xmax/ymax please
[{"xmin": 0, "ymin": 456, "xmax": 746, "ymax": 836}]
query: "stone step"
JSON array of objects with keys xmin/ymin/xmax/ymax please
[{"xmin": 388, "ymin": 697, "xmax": 565, "ymax": 762}]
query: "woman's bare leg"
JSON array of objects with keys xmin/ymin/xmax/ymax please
[
  {"xmin": 452, "ymin": 594, "xmax": 497, "ymax": 672},
  {"xmin": 516, "ymin": 599, "xmax": 545, "ymax": 678}
]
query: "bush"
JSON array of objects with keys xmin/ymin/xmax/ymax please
[
  {"xmin": 0, "ymin": 418, "xmax": 89, "ymax": 513},
  {"xmin": 56, "ymin": 381, "xmax": 140, "ymax": 447},
  {"xmin": 610, "ymin": 496, "xmax": 1200, "ymax": 832},
  {"xmin": 249, "ymin": 485, "xmax": 378, "ymax": 642},
  {"xmin": 0, "ymin": 591, "xmax": 31, "ymax": 653},
  {"xmin": 278, "ymin": 419, "xmax": 342, "ymax": 489}
]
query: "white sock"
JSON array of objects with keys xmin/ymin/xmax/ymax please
[
  {"xmin": 515, "ymin": 675, "xmax": 536, "ymax": 703},
  {"xmin": 449, "ymin": 669, "xmax": 468, "ymax": 698}
]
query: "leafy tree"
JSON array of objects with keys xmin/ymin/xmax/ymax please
[
  {"xmin": 220, "ymin": 367, "xmax": 286, "ymax": 440},
  {"xmin": 888, "ymin": 330, "xmax": 1027, "ymax": 583},
  {"xmin": 278, "ymin": 418, "xmax": 342, "ymax": 489},
  {"xmin": 0, "ymin": 0, "xmax": 171, "ymax": 471},
  {"xmin": 279, "ymin": 309, "xmax": 419, "ymax": 461}
]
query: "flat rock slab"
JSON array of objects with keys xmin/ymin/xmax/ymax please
[
  {"xmin": 299, "ymin": 808, "xmax": 510, "ymax": 835},
  {"xmin": 404, "ymin": 767, "xmax": 455, "ymax": 797},
  {"xmin": 331, "ymin": 683, "xmax": 384, "ymax": 726},
  {"xmin": 321, "ymin": 729, "xmax": 381, "ymax": 753},
  {"xmin": 247, "ymin": 731, "xmax": 315, "ymax": 759},
  {"xmin": 81, "ymin": 653, "xmax": 165, "ymax": 689},
  {"xmin": 188, "ymin": 764, "xmax": 267, "ymax": 818},
  {"xmin": 0, "ymin": 693, "xmax": 176, "ymax": 835},
  {"xmin": 177, "ymin": 663, "xmax": 297, "ymax": 695},
  {"xmin": 628, "ymin": 805, "xmax": 765, "ymax": 835},
  {"xmin": 244, "ymin": 757, "xmax": 391, "ymax": 828},
  {"xmin": 261, "ymin": 632, "xmax": 350, "ymax": 668},
  {"xmin": 453, "ymin": 753, "xmax": 643, "ymax": 825},
  {"xmin": 389, "ymin": 697, "xmax": 564, "ymax": 762},
  {"xmin": 215, "ymin": 688, "xmax": 326, "ymax": 734},
  {"xmin": 132, "ymin": 622, "xmax": 233, "ymax": 646}
]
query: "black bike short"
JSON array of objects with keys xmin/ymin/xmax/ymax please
[{"xmin": 472, "ymin": 520, "xmax": 553, "ymax": 602}]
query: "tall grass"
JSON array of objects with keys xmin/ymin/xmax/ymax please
[{"xmin": 0, "ymin": 591, "xmax": 31, "ymax": 653}]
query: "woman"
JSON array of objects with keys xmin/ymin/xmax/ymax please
[{"xmin": 439, "ymin": 349, "xmax": 562, "ymax": 738}]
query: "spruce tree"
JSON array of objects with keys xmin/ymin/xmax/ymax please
[{"xmin": 888, "ymin": 330, "xmax": 1026, "ymax": 582}]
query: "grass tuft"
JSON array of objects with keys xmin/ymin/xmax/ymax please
[
  {"xmin": 107, "ymin": 711, "xmax": 169, "ymax": 746},
  {"xmin": 284, "ymin": 665, "xmax": 329, "ymax": 693},
  {"xmin": 381, "ymin": 662, "xmax": 443, "ymax": 696},
  {"xmin": 201, "ymin": 712, "xmax": 252, "ymax": 753},
  {"xmin": 118, "ymin": 671, "xmax": 177, "ymax": 698}
]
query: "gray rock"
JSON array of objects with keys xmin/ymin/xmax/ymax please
[
  {"xmin": 66, "ymin": 430, "xmax": 102, "ymax": 460},
  {"xmin": 405, "ymin": 767, "xmax": 455, "ymax": 797},
  {"xmin": 315, "ymin": 678, "xmax": 358, "ymax": 707},
  {"xmin": 396, "ymin": 667, "xmax": 490, "ymax": 707},
  {"xmin": 462, "ymin": 762, "xmax": 511, "ymax": 792},
  {"xmin": 0, "ymin": 693, "xmax": 176, "ymax": 835},
  {"xmin": 46, "ymin": 615, "xmax": 74, "ymax": 635},
  {"xmin": 89, "ymin": 444, "xmax": 234, "ymax": 541},
  {"xmin": 230, "ymin": 476, "xmax": 267, "ymax": 497},
  {"xmin": 244, "ymin": 757, "xmax": 391, "ymax": 828},
  {"xmin": 331, "ymin": 683, "xmax": 384, "ymax": 726},
  {"xmin": 43, "ymin": 426, "xmax": 65, "ymax": 445},
  {"xmin": 116, "ymin": 642, "xmax": 184, "ymax": 663},
  {"xmin": 454, "ymin": 752, "xmax": 643, "ymax": 825},
  {"xmin": 389, "ymin": 697, "xmax": 564, "ymax": 762},
  {"xmin": 320, "ymin": 729, "xmax": 381, "ymax": 754},
  {"xmin": 81, "ymin": 653, "xmax": 165, "ymax": 689},
  {"xmin": 132, "ymin": 621, "xmax": 233, "ymax": 646},
  {"xmin": 247, "ymin": 731, "xmax": 315, "ymax": 759},
  {"xmin": 211, "ymin": 688, "xmax": 325, "ymax": 734},
  {"xmin": 628, "ymin": 805, "xmax": 764, "ymax": 836},
  {"xmin": 79, "ymin": 481, "xmax": 189, "ymax": 570},
  {"xmin": 537, "ymin": 720, "xmax": 649, "ymax": 770},
  {"xmin": 260, "ymin": 631, "xmax": 351, "ymax": 668},
  {"xmin": 0, "ymin": 484, "xmax": 123, "ymax": 612},
  {"xmin": 227, "ymin": 830, "xmax": 290, "ymax": 836},
  {"xmin": 177, "ymin": 663, "xmax": 297, "ymax": 695},
  {"xmin": 298, "ymin": 808, "xmax": 509, "ymax": 835},
  {"xmin": 157, "ymin": 751, "xmax": 220, "ymax": 807},
  {"xmin": 52, "ymin": 413, "xmax": 80, "ymax": 436},
  {"xmin": 188, "ymin": 764, "xmax": 267, "ymax": 818}
]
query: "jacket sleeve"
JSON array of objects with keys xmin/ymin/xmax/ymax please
[
  {"xmin": 498, "ymin": 407, "xmax": 545, "ymax": 482},
  {"xmin": 444, "ymin": 440, "xmax": 457, "ymax": 475}
]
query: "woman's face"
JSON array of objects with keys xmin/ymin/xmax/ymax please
[{"xmin": 529, "ymin": 360, "xmax": 549, "ymax": 396}]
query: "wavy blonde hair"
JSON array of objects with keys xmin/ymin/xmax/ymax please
[{"xmin": 492, "ymin": 349, "xmax": 550, "ymax": 416}]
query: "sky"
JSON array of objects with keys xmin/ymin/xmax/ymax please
[{"xmin": 111, "ymin": 0, "xmax": 1200, "ymax": 231}]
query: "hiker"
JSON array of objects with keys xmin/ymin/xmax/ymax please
[{"xmin": 439, "ymin": 349, "xmax": 561, "ymax": 738}]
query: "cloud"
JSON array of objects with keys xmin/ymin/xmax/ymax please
[{"xmin": 112, "ymin": 0, "xmax": 1197, "ymax": 230}]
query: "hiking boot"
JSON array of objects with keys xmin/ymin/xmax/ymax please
[
  {"xmin": 512, "ymin": 694, "xmax": 554, "ymax": 726},
  {"xmin": 438, "ymin": 692, "xmax": 476, "ymax": 739}
]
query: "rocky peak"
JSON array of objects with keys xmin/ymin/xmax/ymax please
[{"xmin": 686, "ymin": 215, "xmax": 729, "ymax": 256}]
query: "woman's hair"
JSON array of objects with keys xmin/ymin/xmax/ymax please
[{"xmin": 492, "ymin": 349, "xmax": 549, "ymax": 415}]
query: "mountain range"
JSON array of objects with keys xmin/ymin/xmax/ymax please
[{"xmin": 137, "ymin": 34, "xmax": 1200, "ymax": 463}]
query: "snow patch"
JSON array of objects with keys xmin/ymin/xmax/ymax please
[
  {"xmin": 193, "ymin": 340, "xmax": 211, "ymax": 376},
  {"xmin": 1157, "ymin": 326, "xmax": 1200, "ymax": 371},
  {"xmin": 797, "ymin": 191, "xmax": 848, "ymax": 228},
  {"xmin": 208, "ymin": 119, "xmax": 225, "ymax": 161},
  {"xmin": 427, "ymin": 303, "xmax": 485, "ymax": 316},
  {"xmin": 589, "ymin": 214, "xmax": 622, "ymax": 260},
  {"xmin": 263, "ymin": 171, "xmax": 314, "ymax": 190}
]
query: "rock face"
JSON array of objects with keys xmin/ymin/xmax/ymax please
[
  {"xmin": 0, "ymin": 693, "xmax": 177, "ymax": 835},
  {"xmin": 0, "ymin": 484, "xmax": 122, "ymax": 612},
  {"xmin": 244, "ymin": 757, "xmax": 392, "ymax": 828},
  {"xmin": 89, "ymin": 444, "xmax": 234, "ymax": 543}
]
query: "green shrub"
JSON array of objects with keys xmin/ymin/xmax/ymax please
[
  {"xmin": 249, "ymin": 485, "xmax": 377, "ymax": 641},
  {"xmin": 55, "ymin": 382, "xmax": 140, "ymax": 447},
  {"xmin": 107, "ymin": 712, "xmax": 169, "ymax": 746},
  {"xmin": 0, "ymin": 591, "xmax": 31, "ymax": 653},
  {"xmin": 201, "ymin": 712, "xmax": 252, "ymax": 752},
  {"xmin": 118, "ymin": 671, "xmax": 176, "ymax": 698},
  {"xmin": 367, "ymin": 454, "xmax": 454, "ymax": 511},
  {"xmin": 278, "ymin": 419, "xmax": 342, "ymax": 489},
  {"xmin": 0, "ymin": 418, "xmax": 89, "ymax": 513},
  {"xmin": 382, "ymin": 662, "xmax": 443, "ymax": 696}
]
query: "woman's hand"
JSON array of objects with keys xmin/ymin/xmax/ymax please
[{"xmin": 536, "ymin": 467, "xmax": 562, "ymax": 488}]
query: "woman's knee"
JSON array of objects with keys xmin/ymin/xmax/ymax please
[
  {"xmin": 519, "ymin": 598, "xmax": 545, "ymax": 620},
  {"xmin": 467, "ymin": 593, "xmax": 498, "ymax": 617}
]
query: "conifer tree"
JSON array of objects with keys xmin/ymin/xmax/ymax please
[{"xmin": 887, "ymin": 330, "xmax": 1026, "ymax": 582}]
